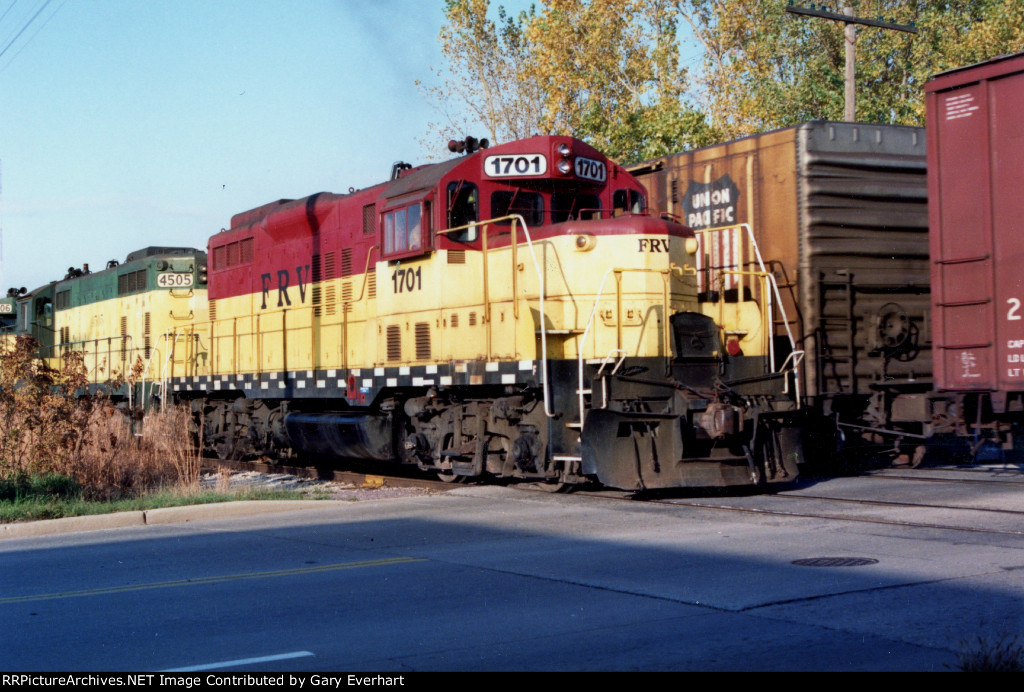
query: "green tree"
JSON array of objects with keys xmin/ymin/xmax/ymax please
[{"xmin": 681, "ymin": 0, "xmax": 1024, "ymax": 138}]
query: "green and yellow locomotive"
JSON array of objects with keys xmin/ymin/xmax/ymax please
[
  {"xmin": 164, "ymin": 135, "xmax": 808, "ymax": 490},
  {"xmin": 10, "ymin": 248, "xmax": 208, "ymax": 402}
]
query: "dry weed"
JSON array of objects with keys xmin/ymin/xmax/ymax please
[
  {"xmin": 952, "ymin": 632, "xmax": 1024, "ymax": 672},
  {"xmin": 0, "ymin": 338, "xmax": 200, "ymax": 498}
]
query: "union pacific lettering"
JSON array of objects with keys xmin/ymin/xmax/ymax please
[{"xmin": 260, "ymin": 265, "xmax": 312, "ymax": 309}]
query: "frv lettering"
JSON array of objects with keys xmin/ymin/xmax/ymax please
[
  {"xmin": 638, "ymin": 238, "xmax": 670, "ymax": 253},
  {"xmin": 261, "ymin": 265, "xmax": 311, "ymax": 309}
]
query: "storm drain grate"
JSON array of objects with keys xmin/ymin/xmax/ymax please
[{"xmin": 791, "ymin": 557, "xmax": 879, "ymax": 568}]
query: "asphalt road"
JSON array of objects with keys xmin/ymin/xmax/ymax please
[{"xmin": 2, "ymin": 473, "xmax": 1022, "ymax": 672}]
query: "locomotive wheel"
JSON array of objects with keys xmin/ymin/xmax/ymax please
[
  {"xmin": 436, "ymin": 469, "xmax": 469, "ymax": 483},
  {"xmin": 435, "ymin": 432, "xmax": 470, "ymax": 483}
]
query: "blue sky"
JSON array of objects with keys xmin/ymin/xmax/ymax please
[{"xmin": 0, "ymin": 0, "xmax": 484, "ymax": 290}]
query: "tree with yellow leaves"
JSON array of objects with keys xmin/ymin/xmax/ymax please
[
  {"xmin": 424, "ymin": 0, "xmax": 716, "ymax": 163},
  {"xmin": 682, "ymin": 0, "xmax": 1024, "ymax": 139},
  {"xmin": 525, "ymin": 0, "xmax": 716, "ymax": 161},
  {"xmin": 418, "ymin": 0, "xmax": 544, "ymax": 150},
  {"xmin": 424, "ymin": 0, "xmax": 1024, "ymax": 159}
]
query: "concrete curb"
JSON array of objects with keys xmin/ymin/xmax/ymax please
[{"xmin": 0, "ymin": 500, "xmax": 341, "ymax": 540}]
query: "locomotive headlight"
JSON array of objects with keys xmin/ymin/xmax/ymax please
[
  {"xmin": 557, "ymin": 159, "xmax": 573, "ymax": 175},
  {"xmin": 684, "ymin": 237, "xmax": 699, "ymax": 255},
  {"xmin": 573, "ymin": 234, "xmax": 596, "ymax": 252},
  {"xmin": 556, "ymin": 143, "xmax": 571, "ymax": 157}
]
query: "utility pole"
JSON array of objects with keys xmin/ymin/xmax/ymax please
[{"xmin": 785, "ymin": 2, "xmax": 918, "ymax": 122}]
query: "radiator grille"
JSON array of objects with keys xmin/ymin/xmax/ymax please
[
  {"xmin": 415, "ymin": 322, "xmax": 431, "ymax": 360},
  {"xmin": 325, "ymin": 285, "xmax": 337, "ymax": 315},
  {"xmin": 363, "ymin": 204, "xmax": 376, "ymax": 235},
  {"xmin": 386, "ymin": 324, "xmax": 401, "ymax": 361},
  {"xmin": 342, "ymin": 281, "xmax": 353, "ymax": 313}
]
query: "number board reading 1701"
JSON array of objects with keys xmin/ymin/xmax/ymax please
[
  {"xmin": 484, "ymin": 154, "xmax": 548, "ymax": 178},
  {"xmin": 483, "ymin": 154, "xmax": 608, "ymax": 183}
]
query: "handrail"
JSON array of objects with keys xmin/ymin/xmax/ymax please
[
  {"xmin": 778, "ymin": 349, "xmax": 806, "ymax": 408},
  {"xmin": 41, "ymin": 335, "xmax": 174, "ymax": 410},
  {"xmin": 692, "ymin": 222, "xmax": 797, "ymax": 352},
  {"xmin": 717, "ymin": 268, "xmax": 775, "ymax": 364},
  {"xmin": 46, "ymin": 335, "xmax": 135, "ymax": 383},
  {"xmin": 356, "ymin": 244, "xmax": 380, "ymax": 302},
  {"xmin": 692, "ymin": 223, "xmax": 800, "ymax": 397},
  {"xmin": 577, "ymin": 267, "xmax": 674, "ymax": 431},
  {"xmin": 159, "ymin": 328, "xmax": 183, "ymax": 412},
  {"xmin": 438, "ymin": 214, "xmax": 555, "ymax": 419},
  {"xmin": 594, "ymin": 349, "xmax": 627, "ymax": 410}
]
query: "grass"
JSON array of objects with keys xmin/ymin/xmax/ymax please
[
  {"xmin": 0, "ymin": 478, "xmax": 313, "ymax": 523},
  {"xmin": 951, "ymin": 632, "xmax": 1024, "ymax": 672}
]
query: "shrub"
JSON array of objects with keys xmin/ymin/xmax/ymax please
[
  {"xmin": 0, "ymin": 337, "xmax": 199, "ymax": 499},
  {"xmin": 0, "ymin": 473, "xmax": 81, "ymax": 501},
  {"xmin": 952, "ymin": 632, "xmax": 1024, "ymax": 672}
]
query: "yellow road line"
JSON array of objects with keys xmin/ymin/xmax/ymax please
[{"xmin": 0, "ymin": 556, "xmax": 426, "ymax": 605}]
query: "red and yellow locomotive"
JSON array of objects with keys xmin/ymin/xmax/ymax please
[{"xmin": 162, "ymin": 134, "xmax": 807, "ymax": 490}]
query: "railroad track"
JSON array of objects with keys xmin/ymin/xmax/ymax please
[
  {"xmin": 856, "ymin": 467, "xmax": 1024, "ymax": 487},
  {"xmin": 204, "ymin": 458, "xmax": 458, "ymax": 492}
]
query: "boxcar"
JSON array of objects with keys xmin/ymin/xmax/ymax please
[
  {"xmin": 925, "ymin": 52, "xmax": 1024, "ymax": 444},
  {"xmin": 629, "ymin": 121, "xmax": 931, "ymax": 432}
]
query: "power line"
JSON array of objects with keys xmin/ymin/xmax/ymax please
[
  {"xmin": 0, "ymin": 0, "xmax": 54, "ymax": 61},
  {"xmin": 0, "ymin": 0, "xmax": 67, "ymax": 73},
  {"xmin": 785, "ymin": 3, "xmax": 918, "ymax": 122}
]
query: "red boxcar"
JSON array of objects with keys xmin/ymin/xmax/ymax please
[{"xmin": 927, "ymin": 52, "xmax": 1024, "ymax": 414}]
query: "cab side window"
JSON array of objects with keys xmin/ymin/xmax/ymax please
[
  {"xmin": 384, "ymin": 203, "xmax": 426, "ymax": 256},
  {"xmin": 447, "ymin": 181, "xmax": 478, "ymax": 242}
]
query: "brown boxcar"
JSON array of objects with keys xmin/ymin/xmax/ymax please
[
  {"xmin": 629, "ymin": 121, "xmax": 930, "ymax": 427},
  {"xmin": 926, "ymin": 52, "xmax": 1024, "ymax": 419}
]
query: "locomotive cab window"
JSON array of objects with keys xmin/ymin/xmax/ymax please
[
  {"xmin": 383, "ymin": 202, "xmax": 430, "ymax": 258},
  {"xmin": 446, "ymin": 181, "xmax": 478, "ymax": 242},
  {"xmin": 491, "ymin": 190, "xmax": 544, "ymax": 227},
  {"xmin": 613, "ymin": 189, "xmax": 645, "ymax": 216},
  {"xmin": 551, "ymin": 192, "xmax": 601, "ymax": 223}
]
